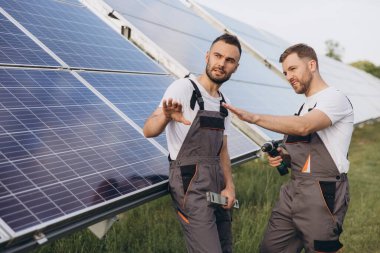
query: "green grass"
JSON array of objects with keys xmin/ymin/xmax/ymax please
[{"xmin": 33, "ymin": 121, "xmax": 380, "ymax": 253}]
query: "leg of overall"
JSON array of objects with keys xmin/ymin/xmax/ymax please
[
  {"xmin": 175, "ymin": 203, "xmax": 223, "ymax": 253},
  {"xmin": 293, "ymin": 179, "xmax": 349, "ymax": 253},
  {"xmin": 169, "ymin": 164, "xmax": 224, "ymax": 253},
  {"xmin": 215, "ymin": 207, "xmax": 233, "ymax": 253},
  {"xmin": 260, "ymin": 182, "xmax": 303, "ymax": 253}
]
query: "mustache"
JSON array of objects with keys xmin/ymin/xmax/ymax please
[{"xmin": 213, "ymin": 66, "xmax": 225, "ymax": 73}]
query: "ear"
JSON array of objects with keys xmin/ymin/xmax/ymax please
[
  {"xmin": 309, "ymin": 59, "xmax": 317, "ymax": 72},
  {"xmin": 232, "ymin": 62, "xmax": 239, "ymax": 73},
  {"xmin": 205, "ymin": 51, "xmax": 210, "ymax": 63}
]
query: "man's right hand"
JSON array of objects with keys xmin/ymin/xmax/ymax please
[
  {"xmin": 162, "ymin": 98, "xmax": 191, "ymax": 125},
  {"xmin": 267, "ymin": 147, "xmax": 283, "ymax": 167}
]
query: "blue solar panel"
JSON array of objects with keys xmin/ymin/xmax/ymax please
[
  {"xmin": 0, "ymin": 68, "xmax": 168, "ymax": 233},
  {"xmin": 0, "ymin": 12, "xmax": 59, "ymax": 66},
  {"xmin": 79, "ymin": 72, "xmax": 172, "ymax": 148},
  {"xmin": 0, "ymin": 0, "xmax": 166, "ymax": 73}
]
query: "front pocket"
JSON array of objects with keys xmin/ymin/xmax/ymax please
[
  {"xmin": 180, "ymin": 164, "xmax": 197, "ymax": 194},
  {"xmin": 318, "ymin": 181, "xmax": 336, "ymax": 215}
]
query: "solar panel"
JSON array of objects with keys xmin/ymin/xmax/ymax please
[
  {"xmin": 319, "ymin": 56, "xmax": 380, "ymax": 123},
  {"xmin": 0, "ymin": 12, "xmax": 59, "ymax": 67},
  {"xmin": 0, "ymin": 68, "xmax": 168, "ymax": 235},
  {"xmin": 79, "ymin": 72, "xmax": 173, "ymax": 148},
  {"xmin": 0, "ymin": 0, "xmax": 166, "ymax": 73}
]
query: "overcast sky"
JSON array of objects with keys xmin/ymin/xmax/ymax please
[{"xmin": 197, "ymin": 0, "xmax": 380, "ymax": 65}]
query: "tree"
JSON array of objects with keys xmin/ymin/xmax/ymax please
[
  {"xmin": 325, "ymin": 39, "xmax": 344, "ymax": 62},
  {"xmin": 350, "ymin": 60, "xmax": 380, "ymax": 79}
]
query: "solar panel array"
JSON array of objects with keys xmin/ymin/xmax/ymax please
[{"xmin": 0, "ymin": 0, "xmax": 260, "ymax": 250}]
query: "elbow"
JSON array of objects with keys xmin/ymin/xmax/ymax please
[
  {"xmin": 143, "ymin": 128, "xmax": 155, "ymax": 138},
  {"xmin": 294, "ymin": 125, "xmax": 313, "ymax": 136}
]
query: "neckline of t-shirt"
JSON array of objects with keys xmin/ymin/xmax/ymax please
[{"xmin": 307, "ymin": 86, "xmax": 334, "ymax": 100}]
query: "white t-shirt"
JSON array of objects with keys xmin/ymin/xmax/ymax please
[
  {"xmin": 299, "ymin": 86, "xmax": 354, "ymax": 173},
  {"xmin": 160, "ymin": 77, "xmax": 232, "ymax": 160}
]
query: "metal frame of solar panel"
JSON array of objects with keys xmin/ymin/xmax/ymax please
[
  {"xmin": 101, "ymin": 0, "xmax": 305, "ymax": 141},
  {"xmin": 0, "ymin": 0, "xmax": 180, "ymax": 251}
]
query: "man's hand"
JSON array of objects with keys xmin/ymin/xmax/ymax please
[
  {"xmin": 163, "ymin": 98, "xmax": 191, "ymax": 125},
  {"xmin": 221, "ymin": 186, "xmax": 236, "ymax": 209},
  {"xmin": 267, "ymin": 147, "xmax": 283, "ymax": 167},
  {"xmin": 222, "ymin": 102, "xmax": 256, "ymax": 124}
]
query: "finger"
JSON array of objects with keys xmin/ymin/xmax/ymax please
[
  {"xmin": 167, "ymin": 98, "xmax": 173, "ymax": 108},
  {"xmin": 223, "ymin": 103, "xmax": 239, "ymax": 115},
  {"xmin": 162, "ymin": 99, "xmax": 167, "ymax": 108},
  {"xmin": 181, "ymin": 117, "xmax": 191, "ymax": 125},
  {"xmin": 172, "ymin": 100, "xmax": 178, "ymax": 109},
  {"xmin": 177, "ymin": 103, "xmax": 182, "ymax": 112}
]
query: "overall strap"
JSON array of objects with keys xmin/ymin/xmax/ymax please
[
  {"xmin": 189, "ymin": 79, "xmax": 204, "ymax": 111},
  {"xmin": 295, "ymin": 102, "xmax": 317, "ymax": 115},
  {"xmin": 189, "ymin": 78, "xmax": 228, "ymax": 117},
  {"xmin": 295, "ymin": 103, "xmax": 305, "ymax": 116},
  {"xmin": 219, "ymin": 92, "xmax": 229, "ymax": 117}
]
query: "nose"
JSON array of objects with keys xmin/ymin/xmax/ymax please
[
  {"xmin": 287, "ymin": 73, "xmax": 294, "ymax": 82},
  {"xmin": 217, "ymin": 58, "xmax": 226, "ymax": 67}
]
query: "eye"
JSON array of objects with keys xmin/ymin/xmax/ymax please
[{"xmin": 226, "ymin": 58, "xmax": 235, "ymax": 64}]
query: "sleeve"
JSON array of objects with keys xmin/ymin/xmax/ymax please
[{"xmin": 315, "ymin": 89, "xmax": 353, "ymax": 125}]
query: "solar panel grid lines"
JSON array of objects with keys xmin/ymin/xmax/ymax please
[
  {"xmin": 71, "ymin": 71, "xmax": 169, "ymax": 155},
  {"xmin": 0, "ymin": 68, "xmax": 169, "ymax": 235},
  {"xmin": 0, "ymin": 0, "xmax": 167, "ymax": 73},
  {"xmin": 0, "ymin": 10, "xmax": 60, "ymax": 67}
]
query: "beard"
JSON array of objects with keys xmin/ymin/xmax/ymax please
[
  {"xmin": 294, "ymin": 70, "xmax": 313, "ymax": 94},
  {"xmin": 205, "ymin": 61, "xmax": 232, "ymax": 85}
]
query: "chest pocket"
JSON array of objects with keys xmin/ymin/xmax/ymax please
[{"xmin": 199, "ymin": 116, "xmax": 225, "ymax": 130}]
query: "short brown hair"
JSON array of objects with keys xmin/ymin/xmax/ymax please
[
  {"xmin": 211, "ymin": 33, "xmax": 242, "ymax": 55},
  {"xmin": 279, "ymin": 43, "xmax": 318, "ymax": 68}
]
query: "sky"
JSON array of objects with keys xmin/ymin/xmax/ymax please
[{"xmin": 197, "ymin": 0, "xmax": 380, "ymax": 65}]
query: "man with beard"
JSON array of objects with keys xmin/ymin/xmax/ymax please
[
  {"xmin": 143, "ymin": 34, "xmax": 241, "ymax": 253},
  {"xmin": 223, "ymin": 44, "xmax": 354, "ymax": 253}
]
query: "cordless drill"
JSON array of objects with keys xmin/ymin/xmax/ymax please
[{"xmin": 261, "ymin": 140, "xmax": 289, "ymax": 176}]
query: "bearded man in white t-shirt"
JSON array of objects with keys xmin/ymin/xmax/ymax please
[
  {"xmin": 224, "ymin": 44, "xmax": 354, "ymax": 253},
  {"xmin": 143, "ymin": 34, "xmax": 241, "ymax": 253}
]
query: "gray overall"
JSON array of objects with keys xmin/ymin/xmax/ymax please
[
  {"xmin": 260, "ymin": 104, "xmax": 350, "ymax": 253},
  {"xmin": 168, "ymin": 80, "xmax": 232, "ymax": 253}
]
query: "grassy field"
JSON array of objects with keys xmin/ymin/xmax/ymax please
[{"xmin": 34, "ymin": 121, "xmax": 380, "ymax": 253}]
